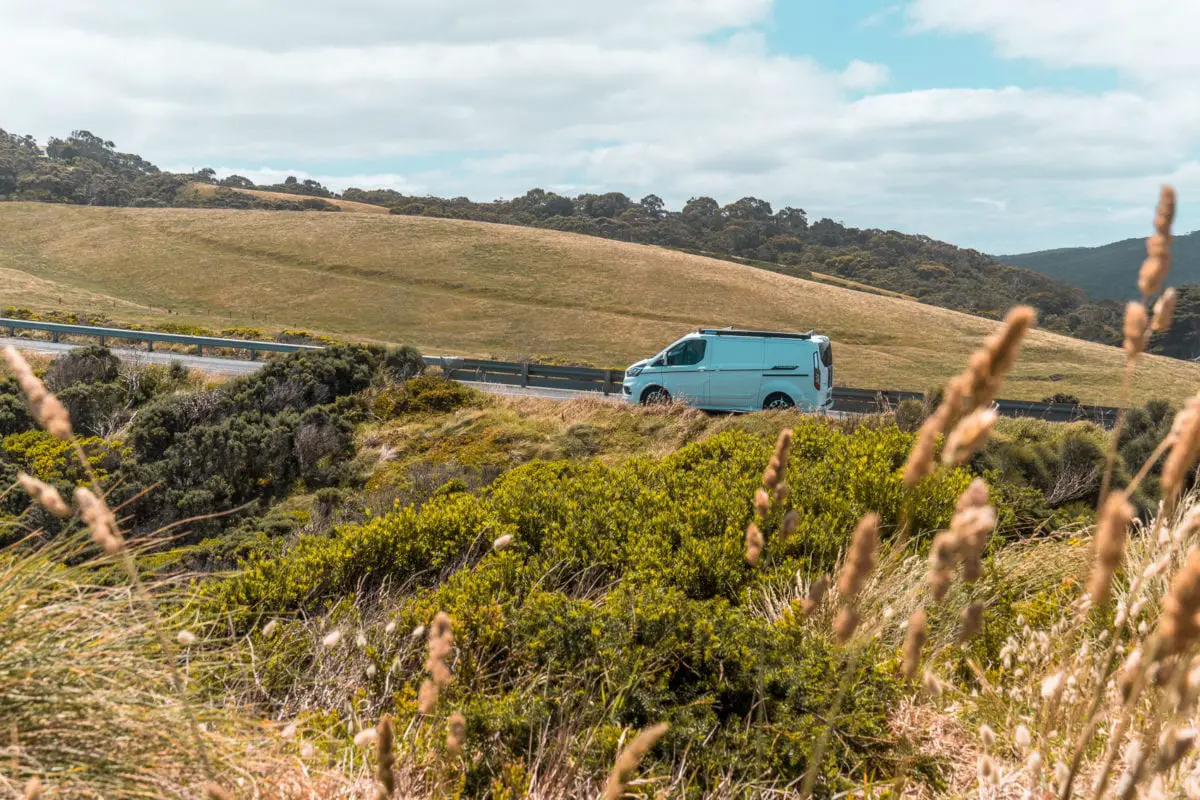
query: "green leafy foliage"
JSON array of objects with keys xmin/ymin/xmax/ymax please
[
  {"xmin": 123, "ymin": 344, "xmax": 419, "ymax": 537},
  {"xmin": 370, "ymin": 373, "xmax": 475, "ymax": 418},
  {"xmin": 202, "ymin": 422, "xmax": 975, "ymax": 795}
]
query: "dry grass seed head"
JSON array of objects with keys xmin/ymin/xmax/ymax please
[
  {"xmin": 771, "ymin": 428, "xmax": 792, "ymax": 478},
  {"xmin": 1163, "ymin": 397, "xmax": 1200, "ymax": 506},
  {"xmin": 204, "ymin": 783, "xmax": 233, "ymax": 800},
  {"xmin": 957, "ymin": 478, "xmax": 990, "ymax": 512},
  {"xmin": 1125, "ymin": 302, "xmax": 1150, "ymax": 358},
  {"xmin": 753, "ymin": 489, "xmax": 771, "ymax": 518},
  {"xmin": 781, "ymin": 509, "xmax": 800, "ymax": 538},
  {"xmin": 2, "ymin": 345, "xmax": 73, "ymax": 439},
  {"xmin": 985, "ymin": 305, "xmax": 1037, "ymax": 385},
  {"xmin": 74, "ymin": 486, "xmax": 122, "ymax": 554},
  {"xmin": 1156, "ymin": 185, "xmax": 1177, "ymax": 232},
  {"xmin": 16, "ymin": 472, "xmax": 71, "ymax": 518},
  {"xmin": 928, "ymin": 531, "xmax": 959, "ymax": 602},
  {"xmin": 1088, "ymin": 492, "xmax": 1135, "ymax": 607},
  {"xmin": 375, "ymin": 715, "xmax": 396, "ymax": 799},
  {"xmin": 950, "ymin": 482, "xmax": 996, "ymax": 584},
  {"xmin": 23, "ymin": 779, "xmax": 42, "ymax": 800},
  {"xmin": 1141, "ymin": 186, "xmax": 1177, "ymax": 296},
  {"xmin": 958, "ymin": 602, "xmax": 984, "ymax": 644},
  {"xmin": 744, "ymin": 523, "xmax": 764, "ymax": 567},
  {"xmin": 1157, "ymin": 727, "xmax": 1196, "ymax": 774},
  {"xmin": 425, "ymin": 611, "xmax": 454, "ymax": 687},
  {"xmin": 1157, "ymin": 549, "xmax": 1200, "ymax": 657},
  {"xmin": 417, "ymin": 679, "xmax": 439, "ymax": 715},
  {"xmin": 1153, "ymin": 287, "xmax": 1178, "ymax": 333},
  {"xmin": 903, "ymin": 415, "xmax": 941, "ymax": 487},
  {"xmin": 446, "ymin": 712, "xmax": 466, "ymax": 757},
  {"xmin": 942, "ymin": 408, "xmax": 998, "ymax": 466},
  {"xmin": 837, "ymin": 512, "xmax": 879, "ymax": 600},
  {"xmin": 603, "ymin": 722, "xmax": 670, "ymax": 800},
  {"xmin": 834, "ymin": 606, "xmax": 861, "ymax": 645},
  {"xmin": 802, "ymin": 575, "xmax": 829, "ymax": 617},
  {"xmin": 902, "ymin": 609, "xmax": 928, "ymax": 680}
]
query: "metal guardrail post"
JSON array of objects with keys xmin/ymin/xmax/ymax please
[
  {"xmin": 98, "ymin": 336, "xmax": 106, "ymax": 347},
  {"xmin": 521, "ymin": 361, "xmax": 529, "ymax": 387},
  {"xmin": 146, "ymin": 341, "xmax": 153, "ymax": 352},
  {"xmin": 196, "ymin": 344, "xmax": 204, "ymax": 356},
  {"xmin": 603, "ymin": 370, "xmax": 613, "ymax": 396},
  {"xmin": 51, "ymin": 332, "xmax": 59, "ymax": 343}
]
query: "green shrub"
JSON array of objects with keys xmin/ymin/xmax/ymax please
[
  {"xmin": 121, "ymin": 345, "xmax": 422, "ymax": 538},
  {"xmin": 974, "ymin": 419, "xmax": 1111, "ymax": 532},
  {"xmin": 205, "ymin": 421, "xmax": 957, "ymax": 794},
  {"xmin": 209, "ymin": 422, "xmax": 971, "ymax": 623},
  {"xmin": 43, "ymin": 345, "xmax": 121, "ymax": 391},
  {"xmin": 0, "ymin": 377, "xmax": 34, "ymax": 436},
  {"xmin": 371, "ymin": 373, "xmax": 473, "ymax": 418}
]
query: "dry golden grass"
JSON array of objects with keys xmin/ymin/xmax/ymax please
[
  {"xmin": 187, "ymin": 183, "xmax": 391, "ymax": 214},
  {"xmin": 2, "ymin": 202, "xmax": 1198, "ymax": 404},
  {"xmin": 808, "ymin": 270, "xmax": 917, "ymax": 300}
]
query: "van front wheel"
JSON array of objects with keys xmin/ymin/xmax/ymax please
[
  {"xmin": 641, "ymin": 386, "xmax": 671, "ymax": 405},
  {"xmin": 763, "ymin": 392, "xmax": 795, "ymax": 411}
]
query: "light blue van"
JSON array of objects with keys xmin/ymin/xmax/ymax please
[{"xmin": 621, "ymin": 328, "xmax": 834, "ymax": 412}]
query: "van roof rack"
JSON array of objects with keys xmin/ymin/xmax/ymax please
[{"xmin": 697, "ymin": 327, "xmax": 815, "ymax": 340}]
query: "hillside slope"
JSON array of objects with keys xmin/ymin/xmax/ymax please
[
  {"xmin": 2, "ymin": 202, "xmax": 1197, "ymax": 405},
  {"xmin": 998, "ymin": 231, "xmax": 1200, "ymax": 300},
  {"xmin": 186, "ymin": 183, "xmax": 391, "ymax": 214}
]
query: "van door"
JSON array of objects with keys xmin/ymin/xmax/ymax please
[
  {"xmin": 760, "ymin": 339, "xmax": 813, "ymax": 408},
  {"xmin": 707, "ymin": 335, "xmax": 765, "ymax": 410},
  {"xmin": 818, "ymin": 339, "xmax": 834, "ymax": 400},
  {"xmin": 658, "ymin": 338, "xmax": 710, "ymax": 406}
]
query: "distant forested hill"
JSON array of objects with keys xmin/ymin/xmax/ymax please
[
  {"xmin": 8, "ymin": 124, "xmax": 1195, "ymax": 357},
  {"xmin": 998, "ymin": 231, "xmax": 1200, "ymax": 301}
]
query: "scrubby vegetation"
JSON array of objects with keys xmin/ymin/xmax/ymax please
[
  {"xmin": 7, "ymin": 186, "xmax": 1200, "ymax": 799},
  {"xmin": 0, "ymin": 335, "xmax": 1191, "ymax": 797}
]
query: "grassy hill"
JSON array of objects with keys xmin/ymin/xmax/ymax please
[
  {"xmin": 998, "ymin": 230, "xmax": 1200, "ymax": 300},
  {"xmin": 187, "ymin": 182, "xmax": 391, "ymax": 214},
  {"xmin": 2, "ymin": 201, "xmax": 1198, "ymax": 405}
]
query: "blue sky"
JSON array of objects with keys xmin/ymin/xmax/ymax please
[
  {"xmin": 5, "ymin": 0, "xmax": 1200, "ymax": 254},
  {"xmin": 767, "ymin": 2, "xmax": 1119, "ymax": 95}
]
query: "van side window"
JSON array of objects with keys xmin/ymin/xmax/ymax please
[{"xmin": 665, "ymin": 340, "xmax": 706, "ymax": 366}]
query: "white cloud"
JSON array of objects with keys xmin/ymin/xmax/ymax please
[
  {"xmin": 841, "ymin": 60, "xmax": 890, "ymax": 91},
  {"xmin": 2, "ymin": 0, "xmax": 1199, "ymax": 252},
  {"xmin": 907, "ymin": 0, "xmax": 1200, "ymax": 85}
]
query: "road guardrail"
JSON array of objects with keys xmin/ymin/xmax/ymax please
[
  {"xmin": 0, "ymin": 318, "xmax": 324, "ymax": 359},
  {"xmin": 0, "ymin": 321, "xmax": 1125, "ymax": 426},
  {"xmin": 426, "ymin": 356, "xmax": 1123, "ymax": 426}
]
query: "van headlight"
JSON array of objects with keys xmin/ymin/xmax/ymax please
[{"xmin": 626, "ymin": 366, "xmax": 643, "ymax": 377}]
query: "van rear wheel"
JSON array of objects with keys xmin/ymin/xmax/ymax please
[
  {"xmin": 763, "ymin": 392, "xmax": 795, "ymax": 410},
  {"xmin": 641, "ymin": 386, "xmax": 671, "ymax": 405}
]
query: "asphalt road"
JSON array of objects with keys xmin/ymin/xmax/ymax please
[
  {"xmin": 456, "ymin": 380, "xmax": 620, "ymax": 402},
  {"xmin": 0, "ymin": 338, "xmax": 621, "ymax": 399},
  {"xmin": 2, "ymin": 339, "xmax": 841, "ymax": 414},
  {"xmin": 0, "ymin": 337, "xmax": 265, "ymax": 376}
]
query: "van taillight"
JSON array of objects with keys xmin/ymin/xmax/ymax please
[{"xmin": 813, "ymin": 354, "xmax": 821, "ymax": 391}]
